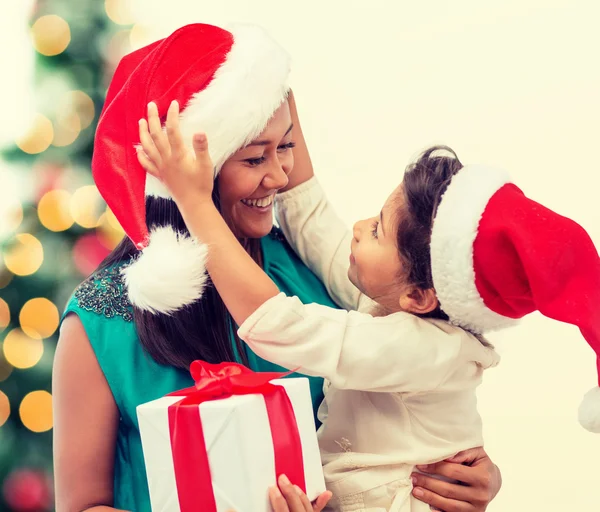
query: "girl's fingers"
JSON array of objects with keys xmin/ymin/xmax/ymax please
[
  {"xmin": 165, "ymin": 100, "xmax": 186, "ymax": 157},
  {"xmin": 147, "ymin": 102, "xmax": 170, "ymax": 159},
  {"xmin": 192, "ymin": 133, "xmax": 214, "ymax": 175},
  {"xmin": 136, "ymin": 147, "xmax": 159, "ymax": 177},
  {"xmin": 138, "ymin": 119, "xmax": 163, "ymax": 168}
]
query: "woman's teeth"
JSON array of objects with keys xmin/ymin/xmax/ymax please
[{"xmin": 241, "ymin": 195, "xmax": 274, "ymax": 208}]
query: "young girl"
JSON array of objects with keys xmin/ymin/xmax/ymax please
[{"xmin": 136, "ymin": 99, "xmax": 600, "ymax": 510}]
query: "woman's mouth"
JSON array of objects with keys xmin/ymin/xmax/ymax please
[{"xmin": 241, "ymin": 194, "xmax": 275, "ymax": 212}]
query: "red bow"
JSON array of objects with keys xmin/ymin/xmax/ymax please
[{"xmin": 167, "ymin": 361, "xmax": 306, "ymax": 511}]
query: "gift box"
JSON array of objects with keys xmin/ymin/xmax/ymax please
[{"xmin": 137, "ymin": 361, "xmax": 326, "ymax": 512}]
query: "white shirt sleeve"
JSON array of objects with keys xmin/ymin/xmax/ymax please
[
  {"xmin": 275, "ymin": 178, "xmax": 375, "ymax": 312},
  {"xmin": 238, "ymin": 293, "xmax": 466, "ymax": 393}
]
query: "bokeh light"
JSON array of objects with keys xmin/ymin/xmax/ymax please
[
  {"xmin": 15, "ymin": 114, "xmax": 54, "ymax": 154},
  {"xmin": 30, "ymin": 15, "xmax": 71, "ymax": 57},
  {"xmin": 0, "ymin": 199, "xmax": 23, "ymax": 242},
  {"xmin": 37, "ymin": 189, "xmax": 74, "ymax": 232},
  {"xmin": 70, "ymin": 186, "xmax": 104, "ymax": 228},
  {"xmin": 0, "ymin": 298, "xmax": 9, "ymax": 332},
  {"xmin": 2, "ymin": 329, "xmax": 43, "ymax": 370},
  {"xmin": 63, "ymin": 90, "xmax": 95, "ymax": 129},
  {"xmin": 0, "ymin": 391, "xmax": 9, "ymax": 428},
  {"xmin": 97, "ymin": 208, "xmax": 125, "ymax": 250},
  {"xmin": 0, "ymin": 352, "xmax": 12, "ymax": 383},
  {"xmin": 73, "ymin": 233, "xmax": 111, "ymax": 276},
  {"xmin": 19, "ymin": 391, "xmax": 53, "ymax": 433},
  {"xmin": 3, "ymin": 234, "xmax": 44, "ymax": 276},
  {"xmin": 52, "ymin": 110, "xmax": 81, "ymax": 147},
  {"xmin": 129, "ymin": 24, "xmax": 151, "ymax": 50},
  {"xmin": 19, "ymin": 298, "xmax": 59, "ymax": 339},
  {"xmin": 105, "ymin": 0, "xmax": 135, "ymax": 25}
]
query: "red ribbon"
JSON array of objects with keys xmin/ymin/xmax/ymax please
[{"xmin": 166, "ymin": 361, "xmax": 306, "ymax": 512}]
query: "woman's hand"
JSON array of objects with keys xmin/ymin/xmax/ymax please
[
  {"xmin": 137, "ymin": 100, "xmax": 215, "ymax": 209},
  {"xmin": 226, "ymin": 475, "xmax": 332, "ymax": 512},
  {"xmin": 269, "ymin": 475, "xmax": 332, "ymax": 512},
  {"xmin": 411, "ymin": 447, "xmax": 501, "ymax": 512}
]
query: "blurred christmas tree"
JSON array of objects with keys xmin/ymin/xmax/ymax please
[{"xmin": 0, "ymin": 1, "xmax": 137, "ymax": 510}]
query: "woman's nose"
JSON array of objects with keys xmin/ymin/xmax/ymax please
[{"xmin": 263, "ymin": 159, "xmax": 289, "ymax": 191}]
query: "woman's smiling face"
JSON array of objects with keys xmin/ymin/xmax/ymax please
[{"xmin": 216, "ymin": 101, "xmax": 295, "ymax": 239}]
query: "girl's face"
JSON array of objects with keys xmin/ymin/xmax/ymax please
[
  {"xmin": 217, "ymin": 101, "xmax": 294, "ymax": 239},
  {"xmin": 348, "ymin": 184, "xmax": 407, "ymax": 313}
]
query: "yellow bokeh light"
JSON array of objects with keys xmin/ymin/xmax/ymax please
[
  {"xmin": 31, "ymin": 15, "xmax": 71, "ymax": 57},
  {"xmin": 129, "ymin": 24, "xmax": 151, "ymax": 50},
  {"xmin": 2, "ymin": 328, "xmax": 43, "ymax": 369},
  {"xmin": 105, "ymin": 0, "xmax": 135, "ymax": 25},
  {"xmin": 70, "ymin": 186, "xmax": 103, "ymax": 228},
  {"xmin": 16, "ymin": 114, "xmax": 54, "ymax": 154},
  {"xmin": 52, "ymin": 110, "xmax": 81, "ymax": 147},
  {"xmin": 19, "ymin": 298, "xmax": 59, "ymax": 339},
  {"xmin": 3, "ymin": 234, "xmax": 44, "ymax": 276},
  {"xmin": 97, "ymin": 211, "xmax": 125, "ymax": 250},
  {"xmin": 0, "ymin": 391, "xmax": 9, "ymax": 428},
  {"xmin": 0, "ymin": 357, "xmax": 12, "ymax": 382},
  {"xmin": 64, "ymin": 91, "xmax": 95, "ymax": 129},
  {"xmin": 38, "ymin": 189, "xmax": 74, "ymax": 232},
  {"xmin": 0, "ymin": 198, "xmax": 23, "ymax": 239},
  {"xmin": 0, "ymin": 298, "xmax": 9, "ymax": 332},
  {"xmin": 19, "ymin": 390, "xmax": 53, "ymax": 433}
]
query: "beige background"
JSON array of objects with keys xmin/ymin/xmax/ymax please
[{"xmin": 3, "ymin": 0, "xmax": 600, "ymax": 509}]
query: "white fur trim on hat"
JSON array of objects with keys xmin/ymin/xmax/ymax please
[
  {"xmin": 430, "ymin": 164, "xmax": 517, "ymax": 333},
  {"xmin": 578, "ymin": 386, "xmax": 600, "ymax": 433},
  {"xmin": 145, "ymin": 24, "xmax": 290, "ymax": 198},
  {"xmin": 121, "ymin": 225, "xmax": 209, "ymax": 314}
]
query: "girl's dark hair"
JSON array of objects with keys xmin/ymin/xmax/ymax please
[
  {"xmin": 396, "ymin": 145, "xmax": 463, "ymax": 321},
  {"xmin": 97, "ymin": 182, "xmax": 252, "ymax": 369}
]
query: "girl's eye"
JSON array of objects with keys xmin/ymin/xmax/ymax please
[
  {"xmin": 245, "ymin": 156, "xmax": 266, "ymax": 167},
  {"xmin": 371, "ymin": 220, "xmax": 379, "ymax": 239},
  {"xmin": 277, "ymin": 141, "xmax": 296, "ymax": 152}
]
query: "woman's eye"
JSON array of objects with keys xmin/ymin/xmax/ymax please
[
  {"xmin": 277, "ymin": 141, "xmax": 296, "ymax": 152},
  {"xmin": 245, "ymin": 156, "xmax": 266, "ymax": 167},
  {"xmin": 371, "ymin": 220, "xmax": 379, "ymax": 239}
]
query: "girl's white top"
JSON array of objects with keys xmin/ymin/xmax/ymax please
[{"xmin": 238, "ymin": 178, "xmax": 500, "ymax": 510}]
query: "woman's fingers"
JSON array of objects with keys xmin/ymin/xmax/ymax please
[
  {"xmin": 411, "ymin": 473, "xmax": 473, "ymax": 503},
  {"xmin": 312, "ymin": 490, "xmax": 333, "ymax": 511},
  {"xmin": 278, "ymin": 475, "xmax": 309, "ymax": 511},
  {"xmin": 416, "ymin": 461, "xmax": 477, "ymax": 486},
  {"xmin": 165, "ymin": 100, "xmax": 186, "ymax": 157},
  {"xmin": 412, "ymin": 485, "xmax": 472, "ymax": 512},
  {"xmin": 269, "ymin": 485, "xmax": 290, "ymax": 512},
  {"xmin": 147, "ymin": 101, "xmax": 170, "ymax": 158}
]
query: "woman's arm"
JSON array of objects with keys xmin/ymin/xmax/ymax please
[
  {"xmin": 279, "ymin": 90, "xmax": 314, "ymax": 192},
  {"xmin": 53, "ymin": 315, "xmax": 126, "ymax": 512},
  {"xmin": 410, "ymin": 447, "xmax": 502, "ymax": 512}
]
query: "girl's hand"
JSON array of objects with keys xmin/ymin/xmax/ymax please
[
  {"xmin": 137, "ymin": 100, "xmax": 215, "ymax": 208},
  {"xmin": 411, "ymin": 447, "xmax": 501, "ymax": 512},
  {"xmin": 269, "ymin": 474, "xmax": 332, "ymax": 512}
]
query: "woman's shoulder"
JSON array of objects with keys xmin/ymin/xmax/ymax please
[{"xmin": 64, "ymin": 262, "xmax": 134, "ymax": 324}]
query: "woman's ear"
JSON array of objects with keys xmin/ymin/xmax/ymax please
[{"xmin": 398, "ymin": 287, "xmax": 439, "ymax": 315}]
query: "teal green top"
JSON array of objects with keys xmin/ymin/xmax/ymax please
[{"xmin": 62, "ymin": 229, "xmax": 339, "ymax": 512}]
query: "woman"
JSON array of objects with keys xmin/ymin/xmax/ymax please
[{"xmin": 53, "ymin": 23, "xmax": 501, "ymax": 512}]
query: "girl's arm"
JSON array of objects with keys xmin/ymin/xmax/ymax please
[{"xmin": 53, "ymin": 315, "xmax": 126, "ymax": 512}]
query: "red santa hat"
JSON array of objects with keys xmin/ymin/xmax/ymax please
[
  {"xmin": 430, "ymin": 164, "xmax": 600, "ymax": 433},
  {"xmin": 92, "ymin": 23, "xmax": 290, "ymax": 314}
]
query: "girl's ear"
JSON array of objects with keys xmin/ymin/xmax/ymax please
[{"xmin": 399, "ymin": 287, "xmax": 439, "ymax": 315}]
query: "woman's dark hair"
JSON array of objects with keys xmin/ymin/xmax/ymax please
[
  {"xmin": 97, "ymin": 182, "xmax": 252, "ymax": 369},
  {"xmin": 396, "ymin": 145, "xmax": 463, "ymax": 321}
]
